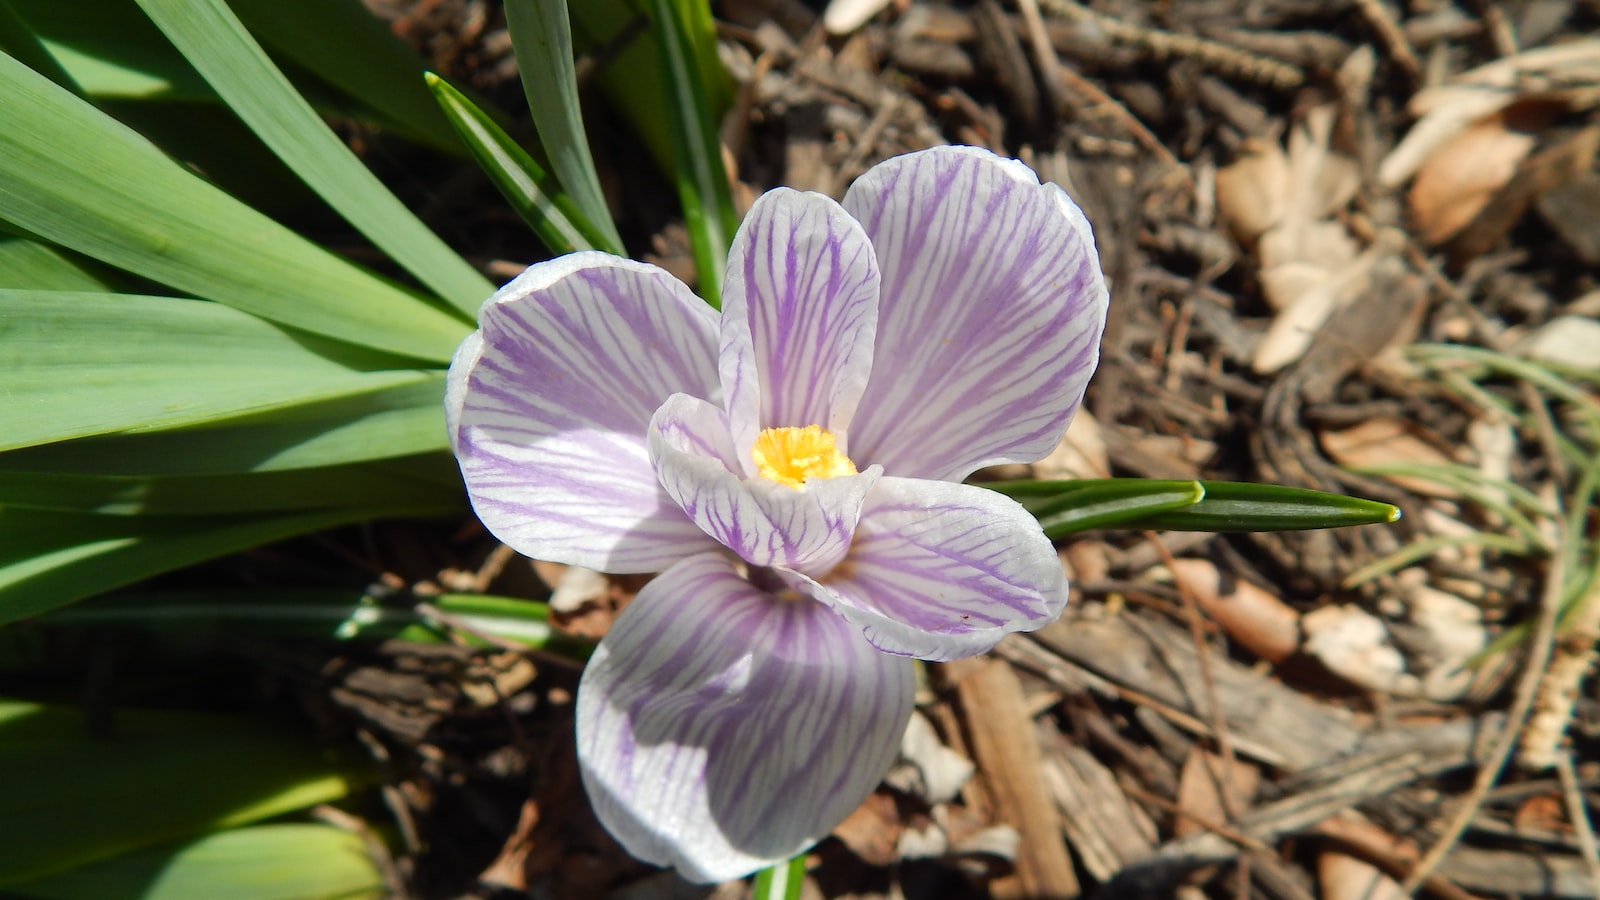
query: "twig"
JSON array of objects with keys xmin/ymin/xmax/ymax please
[
  {"xmin": 1401, "ymin": 520, "xmax": 1568, "ymax": 892},
  {"xmin": 1145, "ymin": 531, "xmax": 1245, "ymax": 822},
  {"xmin": 1353, "ymin": 0, "xmax": 1421, "ymax": 81},
  {"xmin": 1556, "ymin": 749, "xmax": 1600, "ymax": 894},
  {"xmin": 1037, "ymin": 0, "xmax": 1304, "ymax": 90}
]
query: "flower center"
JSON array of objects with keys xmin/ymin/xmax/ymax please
[{"xmin": 751, "ymin": 425, "xmax": 858, "ymax": 489}]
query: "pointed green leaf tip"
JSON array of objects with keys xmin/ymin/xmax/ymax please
[
  {"xmin": 987, "ymin": 478, "xmax": 1401, "ymax": 534},
  {"xmin": 424, "ymin": 71, "xmax": 620, "ymax": 256}
]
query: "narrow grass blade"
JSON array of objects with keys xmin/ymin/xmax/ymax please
[
  {"xmin": 0, "ymin": 50, "xmax": 464, "ymax": 361},
  {"xmin": 0, "ymin": 702, "xmax": 368, "ymax": 887},
  {"xmin": 0, "ymin": 291, "xmax": 433, "ymax": 452},
  {"xmin": 0, "ymin": 378, "xmax": 449, "ymax": 476},
  {"xmin": 7, "ymin": 823, "xmax": 385, "ymax": 900},
  {"xmin": 426, "ymin": 71, "xmax": 618, "ymax": 255},
  {"xmin": 0, "ymin": 505, "xmax": 453, "ymax": 625},
  {"xmin": 646, "ymin": 0, "xmax": 736, "ymax": 307},
  {"xmin": 983, "ymin": 479, "xmax": 1206, "ymax": 538},
  {"xmin": 134, "ymin": 0, "xmax": 492, "ymax": 315},
  {"xmin": 1129, "ymin": 481, "xmax": 1401, "ymax": 532},
  {"xmin": 503, "ymin": 0, "xmax": 625, "ymax": 253}
]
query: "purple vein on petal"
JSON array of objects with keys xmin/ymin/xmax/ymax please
[
  {"xmin": 722, "ymin": 189, "xmax": 878, "ymax": 442},
  {"xmin": 453, "ymin": 254, "xmax": 724, "ymax": 571},
  {"xmin": 843, "ymin": 147, "xmax": 1108, "ymax": 482}
]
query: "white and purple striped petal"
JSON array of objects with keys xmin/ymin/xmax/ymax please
[
  {"xmin": 577, "ymin": 552, "xmax": 915, "ymax": 884},
  {"xmin": 842, "ymin": 146, "xmax": 1108, "ymax": 482},
  {"xmin": 801, "ymin": 477, "xmax": 1068, "ymax": 661},
  {"xmin": 449, "ymin": 254, "xmax": 724, "ymax": 573},
  {"xmin": 719, "ymin": 189, "xmax": 879, "ymax": 463},
  {"xmin": 648, "ymin": 394, "xmax": 881, "ymax": 575}
]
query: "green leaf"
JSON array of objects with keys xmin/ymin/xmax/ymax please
[
  {"xmin": 0, "ymin": 48, "xmax": 463, "ymax": 361},
  {"xmin": 0, "ymin": 378, "xmax": 449, "ymax": 475},
  {"xmin": 984, "ymin": 479, "xmax": 1206, "ymax": 538},
  {"xmin": 46, "ymin": 589, "xmax": 592, "ymax": 658},
  {"xmin": 503, "ymin": 0, "xmax": 625, "ymax": 254},
  {"xmin": 0, "ymin": 233, "xmax": 112, "ymax": 290},
  {"xmin": 645, "ymin": 0, "xmax": 736, "ymax": 307},
  {"xmin": 986, "ymin": 478, "xmax": 1400, "ymax": 534},
  {"xmin": 0, "ymin": 0, "xmax": 82, "ymax": 95},
  {"xmin": 0, "ymin": 702, "xmax": 368, "ymax": 886},
  {"xmin": 0, "ymin": 505, "xmax": 452, "ymax": 625},
  {"xmin": 231, "ymin": 0, "xmax": 460, "ymax": 153},
  {"xmin": 1128, "ymin": 481, "xmax": 1401, "ymax": 532},
  {"xmin": 751, "ymin": 855, "xmax": 806, "ymax": 900},
  {"xmin": 568, "ymin": 0, "xmax": 731, "ymax": 178},
  {"xmin": 133, "ymin": 0, "xmax": 492, "ymax": 315},
  {"xmin": 425, "ymin": 71, "xmax": 617, "ymax": 256},
  {"xmin": 0, "ymin": 291, "xmax": 433, "ymax": 452},
  {"xmin": 8, "ymin": 823, "xmax": 385, "ymax": 900},
  {"xmin": 0, "ymin": 455, "xmax": 463, "ymax": 516}
]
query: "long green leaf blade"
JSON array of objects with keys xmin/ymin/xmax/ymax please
[
  {"xmin": 503, "ymin": 0, "xmax": 625, "ymax": 253},
  {"xmin": 232, "ymin": 0, "xmax": 460, "ymax": 153},
  {"xmin": 1128, "ymin": 481, "xmax": 1402, "ymax": 532},
  {"xmin": 46, "ymin": 589, "xmax": 591, "ymax": 658},
  {"xmin": 0, "ymin": 703, "xmax": 367, "ymax": 886},
  {"xmin": 0, "ymin": 291, "xmax": 430, "ymax": 452},
  {"xmin": 426, "ymin": 71, "xmax": 616, "ymax": 256},
  {"xmin": 0, "ymin": 233, "xmax": 112, "ymax": 290},
  {"xmin": 0, "ymin": 378, "xmax": 449, "ymax": 475},
  {"xmin": 0, "ymin": 0, "xmax": 81, "ymax": 95},
  {"xmin": 985, "ymin": 479, "xmax": 1206, "ymax": 538},
  {"xmin": 0, "ymin": 49, "xmax": 463, "ymax": 361},
  {"xmin": 646, "ymin": 0, "xmax": 736, "ymax": 307},
  {"xmin": 134, "ymin": 0, "xmax": 492, "ymax": 315},
  {"xmin": 0, "ymin": 456, "xmax": 463, "ymax": 516},
  {"xmin": 8, "ymin": 824, "xmax": 385, "ymax": 900},
  {"xmin": 0, "ymin": 505, "xmax": 449, "ymax": 625}
]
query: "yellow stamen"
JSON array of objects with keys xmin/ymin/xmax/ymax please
[{"xmin": 751, "ymin": 425, "xmax": 858, "ymax": 489}]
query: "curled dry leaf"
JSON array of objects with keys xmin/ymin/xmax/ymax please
[
  {"xmin": 1174, "ymin": 748, "xmax": 1261, "ymax": 838},
  {"xmin": 1408, "ymin": 111, "xmax": 1538, "ymax": 244},
  {"xmin": 548, "ymin": 565, "xmax": 610, "ymax": 614},
  {"xmin": 830, "ymin": 791, "xmax": 903, "ymax": 866},
  {"xmin": 1033, "ymin": 408, "xmax": 1110, "ymax": 481},
  {"xmin": 1380, "ymin": 38, "xmax": 1600, "ymax": 188},
  {"xmin": 1318, "ymin": 416, "xmax": 1462, "ymax": 498},
  {"xmin": 1516, "ymin": 314, "xmax": 1600, "ymax": 372},
  {"xmin": 1301, "ymin": 604, "xmax": 1419, "ymax": 696},
  {"xmin": 885, "ymin": 710, "xmax": 976, "ymax": 805},
  {"xmin": 823, "ymin": 0, "xmax": 896, "ymax": 35},
  {"xmin": 1318, "ymin": 851, "xmax": 1409, "ymax": 900},
  {"xmin": 1218, "ymin": 102, "xmax": 1368, "ymax": 372},
  {"xmin": 1216, "ymin": 136, "xmax": 1291, "ymax": 243},
  {"xmin": 1402, "ymin": 579, "xmax": 1488, "ymax": 702},
  {"xmin": 1167, "ymin": 558, "xmax": 1301, "ymax": 664},
  {"xmin": 1252, "ymin": 230, "xmax": 1400, "ymax": 374}
]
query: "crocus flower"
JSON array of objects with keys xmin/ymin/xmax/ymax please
[{"xmin": 447, "ymin": 146, "xmax": 1107, "ymax": 882}]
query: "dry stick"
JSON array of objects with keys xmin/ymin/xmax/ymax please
[
  {"xmin": 1037, "ymin": 0, "xmax": 1304, "ymax": 89},
  {"xmin": 1013, "ymin": 0, "xmax": 1068, "ymax": 115},
  {"xmin": 1352, "ymin": 0, "xmax": 1421, "ymax": 80},
  {"xmin": 1050, "ymin": 61, "xmax": 1189, "ymax": 186},
  {"xmin": 1401, "ymin": 525, "xmax": 1568, "ymax": 892},
  {"xmin": 1555, "ymin": 748, "xmax": 1600, "ymax": 893},
  {"xmin": 1143, "ymin": 532, "xmax": 1249, "ymax": 848}
]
